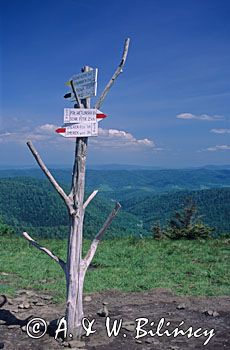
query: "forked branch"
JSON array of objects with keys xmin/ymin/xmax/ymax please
[
  {"xmin": 95, "ymin": 38, "xmax": 130, "ymax": 109},
  {"xmin": 22, "ymin": 232, "xmax": 66, "ymax": 273},
  {"xmin": 83, "ymin": 190, "xmax": 98, "ymax": 210},
  {"xmin": 83, "ymin": 202, "xmax": 121, "ymax": 269},
  {"xmin": 27, "ymin": 141, "xmax": 75, "ymax": 215}
]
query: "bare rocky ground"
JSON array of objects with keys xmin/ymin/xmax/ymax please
[{"xmin": 0, "ymin": 288, "xmax": 229, "ymax": 350}]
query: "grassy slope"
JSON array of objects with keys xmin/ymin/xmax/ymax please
[{"xmin": 0, "ymin": 235, "xmax": 229, "ymax": 302}]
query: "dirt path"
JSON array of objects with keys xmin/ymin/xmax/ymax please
[{"xmin": 0, "ymin": 289, "xmax": 229, "ymax": 349}]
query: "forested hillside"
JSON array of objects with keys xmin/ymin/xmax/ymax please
[
  {"xmin": 121, "ymin": 188, "xmax": 230, "ymax": 234},
  {"xmin": 0, "ymin": 177, "xmax": 146, "ymax": 238},
  {"xmin": 0, "ymin": 170, "xmax": 229, "ymax": 237}
]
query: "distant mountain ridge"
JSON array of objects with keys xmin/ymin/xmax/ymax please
[
  {"xmin": 0, "ymin": 164, "xmax": 230, "ymax": 171},
  {"xmin": 0, "ymin": 168, "xmax": 229, "ymax": 194}
]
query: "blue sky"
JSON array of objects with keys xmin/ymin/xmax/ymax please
[{"xmin": 1, "ymin": 0, "xmax": 230, "ymax": 168}]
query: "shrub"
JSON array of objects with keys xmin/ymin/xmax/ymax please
[
  {"xmin": 0, "ymin": 223, "xmax": 15, "ymax": 236},
  {"xmin": 152, "ymin": 199, "xmax": 214, "ymax": 240}
]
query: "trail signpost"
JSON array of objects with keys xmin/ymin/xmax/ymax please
[{"xmin": 22, "ymin": 38, "xmax": 130, "ymax": 339}]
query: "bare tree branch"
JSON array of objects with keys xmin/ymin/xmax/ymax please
[
  {"xmin": 27, "ymin": 141, "xmax": 75, "ymax": 215},
  {"xmin": 83, "ymin": 190, "xmax": 98, "ymax": 210},
  {"xmin": 22, "ymin": 232, "xmax": 66, "ymax": 273},
  {"xmin": 95, "ymin": 38, "xmax": 130, "ymax": 109},
  {"xmin": 83, "ymin": 202, "xmax": 121, "ymax": 269}
]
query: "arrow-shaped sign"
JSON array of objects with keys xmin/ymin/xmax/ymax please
[
  {"xmin": 63, "ymin": 108, "xmax": 107, "ymax": 124},
  {"xmin": 64, "ymin": 92, "xmax": 72, "ymax": 99},
  {"xmin": 56, "ymin": 122, "xmax": 98, "ymax": 138}
]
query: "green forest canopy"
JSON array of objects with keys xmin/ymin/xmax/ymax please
[{"xmin": 0, "ymin": 169, "xmax": 229, "ymax": 238}]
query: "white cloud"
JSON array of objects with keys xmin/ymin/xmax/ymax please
[
  {"xmin": 202, "ymin": 145, "xmax": 230, "ymax": 152},
  {"xmin": 0, "ymin": 123, "xmax": 58, "ymax": 144},
  {"xmin": 35, "ymin": 124, "xmax": 57, "ymax": 133},
  {"xmin": 0, "ymin": 123, "xmax": 162, "ymax": 152},
  {"xmin": 176, "ymin": 113, "xmax": 224, "ymax": 121},
  {"xmin": 90, "ymin": 127, "xmax": 162, "ymax": 151},
  {"xmin": 98, "ymin": 128, "xmax": 155, "ymax": 146},
  {"xmin": 210, "ymin": 128, "xmax": 230, "ymax": 134}
]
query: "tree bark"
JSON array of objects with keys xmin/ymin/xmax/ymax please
[
  {"xmin": 65, "ymin": 66, "xmax": 90, "ymax": 338},
  {"xmin": 65, "ymin": 138, "xmax": 88, "ymax": 337}
]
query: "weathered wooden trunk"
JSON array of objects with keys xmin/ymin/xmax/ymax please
[
  {"xmin": 65, "ymin": 217, "xmax": 84, "ymax": 337},
  {"xmin": 66, "ymin": 136, "xmax": 88, "ymax": 337}
]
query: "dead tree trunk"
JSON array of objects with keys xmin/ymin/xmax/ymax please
[
  {"xmin": 22, "ymin": 38, "xmax": 130, "ymax": 339},
  {"xmin": 65, "ymin": 66, "xmax": 90, "ymax": 336}
]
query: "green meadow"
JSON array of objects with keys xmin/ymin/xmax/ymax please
[{"xmin": 1, "ymin": 235, "xmax": 229, "ymax": 302}]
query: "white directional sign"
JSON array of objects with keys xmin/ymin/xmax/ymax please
[
  {"xmin": 56, "ymin": 122, "xmax": 98, "ymax": 138},
  {"xmin": 66, "ymin": 68, "xmax": 98, "ymax": 99},
  {"xmin": 64, "ymin": 108, "xmax": 107, "ymax": 124},
  {"xmin": 64, "ymin": 108, "xmax": 97, "ymax": 124}
]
